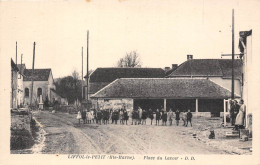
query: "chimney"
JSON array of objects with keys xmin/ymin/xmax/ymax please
[
  {"xmin": 172, "ymin": 64, "xmax": 178, "ymax": 71},
  {"xmin": 164, "ymin": 67, "xmax": 170, "ymax": 72},
  {"xmin": 187, "ymin": 54, "xmax": 193, "ymax": 60}
]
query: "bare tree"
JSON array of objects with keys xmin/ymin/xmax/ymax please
[
  {"xmin": 117, "ymin": 51, "xmax": 141, "ymax": 68},
  {"xmin": 72, "ymin": 70, "xmax": 80, "ymax": 80}
]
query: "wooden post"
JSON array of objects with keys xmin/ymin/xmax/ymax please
[
  {"xmin": 224, "ymin": 99, "xmax": 226, "ymax": 127},
  {"xmin": 195, "ymin": 98, "xmax": 198, "ymax": 114},
  {"xmin": 97, "ymin": 98, "xmax": 99, "ymax": 110},
  {"xmin": 231, "ymin": 9, "xmax": 235, "ymax": 99},
  {"xmin": 81, "ymin": 46, "xmax": 84, "ymax": 100},
  {"xmin": 11, "ymin": 62, "xmax": 13, "ymax": 108},
  {"xmin": 16, "ymin": 41, "xmax": 17, "ymax": 65},
  {"xmin": 86, "ymin": 30, "xmax": 89, "ymax": 101},
  {"xmin": 164, "ymin": 99, "xmax": 166, "ymax": 111},
  {"xmin": 20, "ymin": 54, "xmax": 23, "ymax": 78},
  {"xmin": 30, "ymin": 42, "xmax": 36, "ymax": 108}
]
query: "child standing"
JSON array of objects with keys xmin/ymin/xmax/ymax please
[
  {"xmin": 76, "ymin": 111, "xmax": 82, "ymax": 124},
  {"xmin": 186, "ymin": 110, "xmax": 192, "ymax": 127},
  {"xmin": 175, "ymin": 109, "xmax": 180, "ymax": 126},
  {"xmin": 155, "ymin": 109, "xmax": 161, "ymax": 126}
]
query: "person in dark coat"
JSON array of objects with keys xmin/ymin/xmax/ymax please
[
  {"xmin": 141, "ymin": 110, "xmax": 147, "ymax": 125},
  {"xmin": 186, "ymin": 109, "xmax": 192, "ymax": 127},
  {"xmin": 131, "ymin": 110, "xmax": 135, "ymax": 125},
  {"xmin": 161, "ymin": 111, "xmax": 167, "ymax": 126},
  {"xmin": 111, "ymin": 110, "xmax": 115, "ymax": 124},
  {"xmin": 148, "ymin": 108, "xmax": 154, "ymax": 125},
  {"xmin": 103, "ymin": 109, "xmax": 109, "ymax": 125},
  {"xmin": 234, "ymin": 100, "xmax": 240, "ymax": 117},
  {"xmin": 96, "ymin": 110, "xmax": 103, "ymax": 125},
  {"xmin": 229, "ymin": 100, "xmax": 236, "ymax": 126},
  {"xmin": 175, "ymin": 109, "xmax": 180, "ymax": 126},
  {"xmin": 155, "ymin": 109, "xmax": 161, "ymax": 126},
  {"xmin": 123, "ymin": 109, "xmax": 129, "ymax": 125},
  {"xmin": 81, "ymin": 110, "xmax": 86, "ymax": 124},
  {"xmin": 112, "ymin": 110, "xmax": 119, "ymax": 124},
  {"xmin": 94, "ymin": 109, "xmax": 98, "ymax": 124}
]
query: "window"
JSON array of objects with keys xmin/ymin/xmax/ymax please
[
  {"xmin": 37, "ymin": 88, "xmax": 42, "ymax": 97},
  {"xmin": 25, "ymin": 88, "xmax": 29, "ymax": 97}
]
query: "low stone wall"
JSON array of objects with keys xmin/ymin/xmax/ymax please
[
  {"xmin": 58, "ymin": 105, "xmax": 77, "ymax": 113},
  {"xmin": 192, "ymin": 112, "xmax": 211, "ymax": 118}
]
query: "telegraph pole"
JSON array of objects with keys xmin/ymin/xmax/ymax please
[
  {"xmin": 20, "ymin": 54, "xmax": 23, "ymax": 78},
  {"xmin": 16, "ymin": 42, "xmax": 17, "ymax": 65},
  {"xmin": 231, "ymin": 9, "xmax": 235, "ymax": 99},
  {"xmin": 86, "ymin": 30, "xmax": 89, "ymax": 101},
  {"xmin": 81, "ymin": 47, "xmax": 84, "ymax": 100},
  {"xmin": 30, "ymin": 42, "xmax": 36, "ymax": 108}
]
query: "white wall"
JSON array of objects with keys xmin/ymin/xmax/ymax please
[
  {"xmin": 209, "ymin": 77, "xmax": 241, "ymax": 97},
  {"xmin": 23, "ymin": 71, "xmax": 56, "ymax": 106},
  {"xmin": 23, "ymin": 81, "xmax": 49, "ymax": 106},
  {"xmin": 17, "ymin": 74, "xmax": 24, "ymax": 106},
  {"xmin": 97, "ymin": 98, "xmax": 133, "ymax": 111}
]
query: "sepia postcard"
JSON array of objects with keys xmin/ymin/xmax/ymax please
[{"xmin": 1, "ymin": 0, "xmax": 260, "ymax": 165}]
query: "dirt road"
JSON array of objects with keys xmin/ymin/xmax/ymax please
[{"xmin": 33, "ymin": 111, "xmax": 228, "ymax": 154}]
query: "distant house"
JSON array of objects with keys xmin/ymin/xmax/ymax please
[
  {"xmin": 23, "ymin": 67, "xmax": 65, "ymax": 106},
  {"xmin": 167, "ymin": 56, "xmax": 243, "ymax": 97},
  {"xmin": 84, "ymin": 67, "xmax": 166, "ymax": 98},
  {"xmin": 50, "ymin": 89, "xmax": 68, "ymax": 105},
  {"xmin": 84, "ymin": 67, "xmax": 166, "ymax": 108},
  {"xmin": 11, "ymin": 59, "xmax": 19, "ymax": 109}
]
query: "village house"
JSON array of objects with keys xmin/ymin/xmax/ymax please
[
  {"xmin": 84, "ymin": 67, "xmax": 166, "ymax": 109},
  {"xmin": 89, "ymin": 55, "xmax": 242, "ymax": 117},
  {"xmin": 167, "ymin": 55, "xmax": 243, "ymax": 97},
  {"xmin": 11, "ymin": 59, "xmax": 19, "ymax": 109},
  {"xmin": 22, "ymin": 66, "xmax": 66, "ymax": 107}
]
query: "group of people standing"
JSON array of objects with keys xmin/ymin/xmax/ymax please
[
  {"xmin": 132, "ymin": 107, "xmax": 192, "ymax": 127},
  {"xmin": 229, "ymin": 99, "xmax": 246, "ymax": 130},
  {"xmin": 76, "ymin": 106, "xmax": 193, "ymax": 127},
  {"xmin": 77, "ymin": 108, "xmax": 130, "ymax": 125}
]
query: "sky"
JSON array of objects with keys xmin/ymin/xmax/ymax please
[{"xmin": 1, "ymin": 0, "xmax": 260, "ymax": 78}]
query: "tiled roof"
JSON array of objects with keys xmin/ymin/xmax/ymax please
[
  {"xmin": 89, "ymin": 82, "xmax": 110, "ymax": 94},
  {"xmin": 91, "ymin": 78, "xmax": 237, "ymax": 99},
  {"xmin": 168, "ymin": 59, "xmax": 242, "ymax": 80},
  {"xmin": 11, "ymin": 59, "xmax": 19, "ymax": 71},
  {"xmin": 23, "ymin": 69, "xmax": 51, "ymax": 81},
  {"xmin": 165, "ymin": 67, "xmax": 178, "ymax": 76},
  {"xmin": 86, "ymin": 68, "xmax": 166, "ymax": 82}
]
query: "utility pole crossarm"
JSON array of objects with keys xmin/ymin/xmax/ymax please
[{"xmin": 221, "ymin": 54, "xmax": 243, "ymax": 56}]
